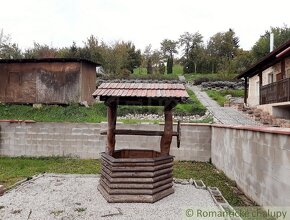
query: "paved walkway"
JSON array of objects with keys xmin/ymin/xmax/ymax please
[{"xmin": 188, "ymin": 85, "xmax": 261, "ymax": 126}]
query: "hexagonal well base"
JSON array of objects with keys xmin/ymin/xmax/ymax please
[{"xmin": 98, "ymin": 149, "xmax": 174, "ymax": 203}]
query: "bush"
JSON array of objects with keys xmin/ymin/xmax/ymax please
[{"xmin": 194, "ymin": 77, "xmax": 210, "ymax": 85}]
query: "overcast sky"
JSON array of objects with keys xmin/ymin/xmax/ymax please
[{"xmin": 1, "ymin": 0, "xmax": 289, "ymax": 52}]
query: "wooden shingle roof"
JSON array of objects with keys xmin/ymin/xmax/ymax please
[{"xmin": 92, "ymin": 83, "xmax": 189, "ymax": 106}]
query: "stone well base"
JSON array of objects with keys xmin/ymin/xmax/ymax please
[{"xmin": 98, "ymin": 149, "xmax": 174, "ymax": 203}]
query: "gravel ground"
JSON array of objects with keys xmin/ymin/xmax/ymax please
[{"xmin": 0, "ymin": 174, "xmax": 223, "ymax": 220}]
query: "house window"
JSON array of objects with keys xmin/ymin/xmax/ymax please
[
  {"xmin": 268, "ymin": 72, "xmax": 274, "ymax": 84},
  {"xmin": 287, "ymin": 69, "xmax": 290, "ymax": 78},
  {"xmin": 256, "ymin": 81, "xmax": 260, "ymax": 96}
]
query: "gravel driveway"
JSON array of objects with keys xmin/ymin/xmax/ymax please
[{"xmin": 0, "ymin": 174, "xmax": 223, "ymax": 220}]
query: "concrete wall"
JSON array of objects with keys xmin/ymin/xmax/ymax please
[
  {"xmin": 211, "ymin": 125, "xmax": 290, "ymax": 206},
  {"xmin": 0, "ymin": 122, "xmax": 211, "ymax": 161},
  {"xmin": 1, "ymin": 121, "xmax": 290, "ymax": 206},
  {"xmin": 257, "ymin": 101, "xmax": 290, "ymax": 119}
]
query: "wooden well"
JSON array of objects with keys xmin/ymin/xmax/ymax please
[
  {"xmin": 93, "ymin": 83, "xmax": 189, "ymax": 203},
  {"xmin": 98, "ymin": 149, "xmax": 174, "ymax": 203}
]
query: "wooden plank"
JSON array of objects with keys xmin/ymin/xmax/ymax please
[
  {"xmin": 100, "ymin": 176, "xmax": 173, "ymax": 189},
  {"xmin": 102, "ymin": 161, "xmax": 174, "ymax": 172},
  {"xmin": 100, "ymin": 129, "xmax": 178, "ymax": 136},
  {"xmin": 100, "ymin": 152, "xmax": 174, "ymax": 163},
  {"xmin": 101, "ymin": 165, "xmax": 173, "ymax": 178},
  {"xmin": 98, "ymin": 184, "xmax": 174, "ymax": 203},
  {"xmin": 100, "ymin": 179, "xmax": 173, "ymax": 195},
  {"xmin": 100, "ymin": 170, "xmax": 172, "ymax": 183},
  {"xmin": 101, "ymin": 156, "xmax": 173, "ymax": 168}
]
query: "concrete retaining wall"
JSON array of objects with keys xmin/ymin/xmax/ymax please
[
  {"xmin": 1, "ymin": 121, "xmax": 290, "ymax": 206},
  {"xmin": 211, "ymin": 125, "xmax": 290, "ymax": 206},
  {"xmin": 0, "ymin": 122, "xmax": 211, "ymax": 161}
]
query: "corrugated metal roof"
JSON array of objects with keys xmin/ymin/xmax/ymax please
[{"xmin": 93, "ymin": 83, "xmax": 189, "ymax": 98}]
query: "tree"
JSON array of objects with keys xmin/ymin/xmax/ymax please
[
  {"xmin": 207, "ymin": 29, "xmax": 240, "ymax": 73},
  {"xmin": 0, "ymin": 29, "xmax": 22, "ymax": 59},
  {"xmin": 147, "ymin": 57, "xmax": 153, "ymax": 74},
  {"xmin": 144, "ymin": 44, "xmax": 153, "ymax": 74},
  {"xmin": 160, "ymin": 39, "xmax": 178, "ymax": 74},
  {"xmin": 125, "ymin": 42, "xmax": 142, "ymax": 73},
  {"xmin": 24, "ymin": 42, "xmax": 57, "ymax": 58},
  {"xmin": 252, "ymin": 25, "xmax": 290, "ymax": 61},
  {"xmin": 179, "ymin": 32, "xmax": 204, "ymax": 73}
]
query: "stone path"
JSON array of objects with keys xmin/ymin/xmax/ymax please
[{"xmin": 188, "ymin": 85, "xmax": 261, "ymax": 126}]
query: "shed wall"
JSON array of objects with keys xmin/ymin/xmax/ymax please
[
  {"xmin": 80, "ymin": 62, "xmax": 96, "ymax": 105},
  {"xmin": 0, "ymin": 62, "xmax": 96, "ymax": 104}
]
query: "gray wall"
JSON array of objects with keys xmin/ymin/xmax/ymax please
[
  {"xmin": 211, "ymin": 125, "xmax": 290, "ymax": 206},
  {"xmin": 1, "ymin": 121, "xmax": 290, "ymax": 206},
  {"xmin": 0, "ymin": 122, "xmax": 211, "ymax": 161}
]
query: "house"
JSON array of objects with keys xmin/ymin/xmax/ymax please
[
  {"xmin": 0, "ymin": 58, "xmax": 101, "ymax": 105},
  {"xmin": 237, "ymin": 40, "xmax": 290, "ymax": 119}
]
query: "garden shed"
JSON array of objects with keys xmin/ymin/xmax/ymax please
[{"xmin": 0, "ymin": 58, "xmax": 100, "ymax": 105}]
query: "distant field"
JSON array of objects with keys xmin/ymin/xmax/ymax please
[
  {"xmin": 133, "ymin": 64, "xmax": 183, "ymax": 76},
  {"xmin": 133, "ymin": 64, "xmax": 237, "ymax": 82}
]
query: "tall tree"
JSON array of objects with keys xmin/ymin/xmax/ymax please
[
  {"xmin": 179, "ymin": 32, "xmax": 204, "ymax": 73},
  {"xmin": 160, "ymin": 39, "xmax": 178, "ymax": 74},
  {"xmin": 125, "ymin": 42, "xmax": 142, "ymax": 73},
  {"xmin": 0, "ymin": 30, "xmax": 22, "ymax": 59},
  {"xmin": 252, "ymin": 25, "xmax": 290, "ymax": 61},
  {"xmin": 207, "ymin": 29, "xmax": 239, "ymax": 73}
]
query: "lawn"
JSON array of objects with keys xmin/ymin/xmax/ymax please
[
  {"xmin": 206, "ymin": 89, "xmax": 244, "ymax": 106},
  {"xmin": 0, "ymin": 157, "xmax": 244, "ymax": 206}
]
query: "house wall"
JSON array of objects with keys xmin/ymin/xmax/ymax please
[
  {"xmin": 247, "ymin": 57, "xmax": 290, "ymax": 107},
  {"xmin": 247, "ymin": 75, "xmax": 259, "ymax": 107},
  {"xmin": 0, "ymin": 62, "xmax": 96, "ymax": 104},
  {"xmin": 257, "ymin": 101, "xmax": 290, "ymax": 119}
]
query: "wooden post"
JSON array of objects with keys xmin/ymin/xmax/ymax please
[
  {"xmin": 244, "ymin": 77, "xmax": 248, "ymax": 104},
  {"xmin": 160, "ymin": 106, "xmax": 173, "ymax": 155},
  {"xmin": 107, "ymin": 104, "xmax": 117, "ymax": 156}
]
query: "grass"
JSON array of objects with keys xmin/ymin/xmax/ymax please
[
  {"xmin": 0, "ymin": 157, "xmax": 101, "ymax": 187},
  {"xmin": 174, "ymin": 89, "xmax": 206, "ymax": 116},
  {"xmin": 1, "ymin": 157, "xmax": 244, "ymax": 206},
  {"xmin": 206, "ymin": 89, "xmax": 244, "ymax": 106},
  {"xmin": 133, "ymin": 64, "xmax": 183, "ymax": 76},
  {"xmin": 0, "ymin": 87, "xmax": 207, "ymax": 123},
  {"xmin": 1, "ymin": 157, "xmax": 275, "ymax": 219},
  {"xmin": 183, "ymin": 72, "xmax": 238, "ymax": 82},
  {"xmin": 0, "ymin": 103, "xmax": 107, "ymax": 123}
]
